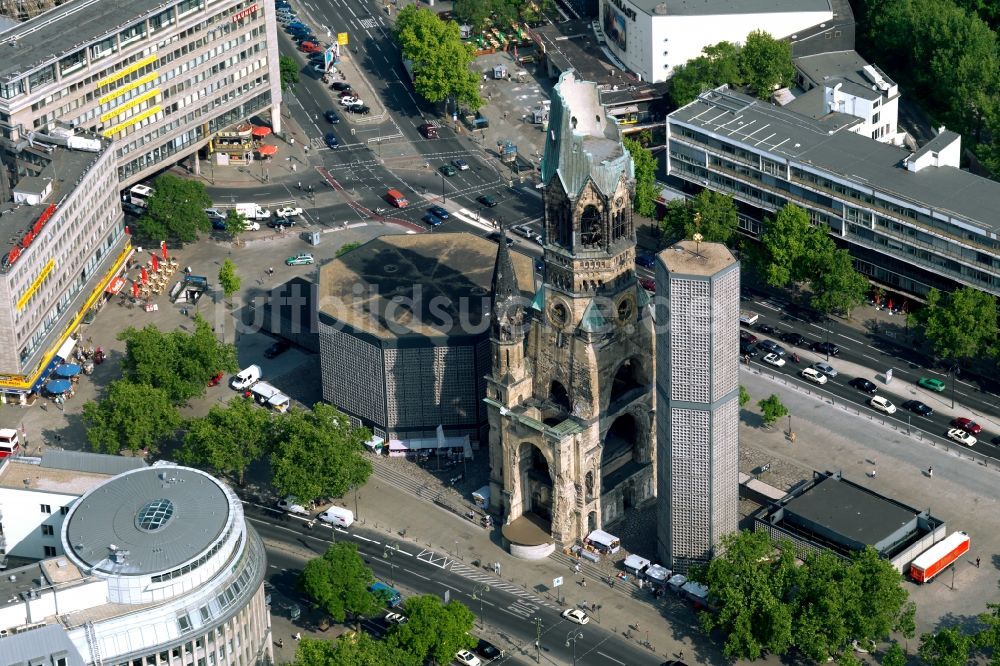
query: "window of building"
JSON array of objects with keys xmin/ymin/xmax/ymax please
[
  {"xmin": 177, "ymin": 612, "xmax": 193, "ymax": 632},
  {"xmin": 28, "ymin": 66, "xmax": 56, "ymax": 90},
  {"xmin": 60, "ymin": 505, "xmax": 70, "ymax": 515},
  {"xmin": 90, "ymin": 36, "xmax": 117, "ymax": 62},
  {"xmin": 44, "ymin": 546, "xmax": 57, "ymax": 557},
  {"xmin": 120, "ymin": 22, "xmax": 147, "ymax": 48},
  {"xmin": 60, "ymin": 50, "xmax": 87, "ymax": 77},
  {"xmin": 0, "ymin": 79, "xmax": 24, "ymax": 99},
  {"xmin": 41, "ymin": 524, "xmax": 54, "ymax": 536},
  {"xmin": 150, "ymin": 8, "xmax": 176, "ymax": 33},
  {"xmin": 178, "ymin": 0, "xmax": 204, "ymax": 17},
  {"xmin": 41, "ymin": 504, "xmax": 51, "ymax": 513}
]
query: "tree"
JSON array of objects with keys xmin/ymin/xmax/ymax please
[
  {"xmin": 453, "ymin": 0, "xmax": 491, "ymax": 32},
  {"xmin": 914, "ymin": 287, "xmax": 998, "ymax": 362},
  {"xmin": 881, "ymin": 642, "xmax": 907, "ymax": 666},
  {"xmin": 289, "ymin": 633, "xmax": 420, "ymax": 666},
  {"xmin": 83, "ymin": 380, "xmax": 180, "ymax": 455},
  {"xmin": 118, "ymin": 316, "xmax": 238, "ymax": 404},
  {"xmin": 758, "ymin": 203, "xmax": 813, "ymax": 288},
  {"xmin": 738, "ymin": 30, "xmax": 795, "ymax": 98},
  {"xmin": 758, "ymin": 394, "xmax": 788, "ymax": 427},
  {"xmin": 387, "ymin": 595, "xmax": 477, "ymax": 665},
  {"xmin": 178, "ymin": 397, "xmax": 272, "ymax": 485},
  {"xmin": 668, "ymin": 41, "xmax": 742, "ymax": 107},
  {"xmin": 624, "ymin": 137, "xmax": 657, "ymax": 217},
  {"xmin": 689, "ymin": 189, "xmax": 738, "ymax": 244},
  {"xmin": 299, "ymin": 543, "xmax": 383, "ymax": 624},
  {"xmin": 659, "ymin": 198, "xmax": 690, "ymax": 245},
  {"xmin": 270, "ymin": 403, "xmax": 373, "ymax": 502},
  {"xmin": 394, "ymin": 7, "xmax": 482, "ymax": 111},
  {"xmin": 739, "ymin": 385, "xmax": 751, "ymax": 408},
  {"xmin": 136, "ymin": 174, "xmax": 212, "ymax": 243},
  {"xmin": 218, "ymin": 258, "xmax": 241, "ymax": 300},
  {"xmin": 279, "ymin": 55, "xmax": 300, "ymax": 91},
  {"xmin": 699, "ymin": 530, "xmax": 797, "ymax": 660},
  {"xmin": 337, "ymin": 242, "xmax": 362, "ymax": 257},
  {"xmin": 224, "ymin": 208, "xmax": 247, "ymax": 238},
  {"xmin": 810, "ymin": 247, "xmax": 868, "ymax": 317},
  {"xmin": 918, "ymin": 627, "xmax": 972, "ymax": 666}
]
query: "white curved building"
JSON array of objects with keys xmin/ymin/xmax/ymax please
[{"xmin": 0, "ymin": 462, "xmax": 271, "ymax": 665}]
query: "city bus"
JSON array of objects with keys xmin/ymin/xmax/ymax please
[{"xmin": 124, "ymin": 184, "xmax": 155, "ymax": 208}]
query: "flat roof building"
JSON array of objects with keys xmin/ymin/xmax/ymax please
[
  {"xmin": 667, "ymin": 86, "xmax": 1000, "ymax": 299},
  {"xmin": 753, "ymin": 470, "xmax": 946, "ymax": 571},
  {"xmin": 0, "ymin": 0, "xmax": 282, "ymax": 187}
]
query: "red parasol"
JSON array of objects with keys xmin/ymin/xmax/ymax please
[
  {"xmin": 151, "ymin": 254, "xmax": 159, "ymax": 272},
  {"xmin": 141, "ymin": 266, "xmax": 149, "ymax": 284},
  {"xmin": 132, "ymin": 281, "xmax": 139, "ymax": 297},
  {"xmin": 160, "ymin": 240, "xmax": 168, "ymax": 260},
  {"xmin": 258, "ymin": 144, "xmax": 278, "ymax": 156},
  {"xmin": 887, "ymin": 298, "xmax": 894, "ymax": 311},
  {"xmin": 251, "ymin": 126, "xmax": 272, "ymax": 137}
]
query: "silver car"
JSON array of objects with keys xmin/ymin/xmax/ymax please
[{"xmin": 811, "ymin": 361, "xmax": 838, "ymax": 378}]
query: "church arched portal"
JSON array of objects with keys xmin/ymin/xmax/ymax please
[
  {"xmin": 519, "ymin": 442, "xmax": 554, "ymax": 523},
  {"xmin": 609, "ymin": 357, "xmax": 643, "ymax": 405},
  {"xmin": 601, "ymin": 413, "xmax": 639, "ymax": 493}
]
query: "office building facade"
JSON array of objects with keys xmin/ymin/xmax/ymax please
[
  {"xmin": 667, "ymin": 87, "xmax": 1000, "ymax": 299},
  {"xmin": 656, "ymin": 240, "xmax": 739, "ymax": 573},
  {"xmin": 0, "ymin": 0, "xmax": 282, "ymax": 188}
]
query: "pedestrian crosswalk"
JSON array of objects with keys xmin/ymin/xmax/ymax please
[{"xmin": 450, "ymin": 562, "xmax": 560, "ymax": 610}]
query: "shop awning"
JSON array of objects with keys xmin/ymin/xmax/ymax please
[
  {"xmin": 251, "ymin": 126, "xmax": 272, "ymax": 137},
  {"xmin": 106, "ymin": 276, "xmax": 126, "ymax": 295},
  {"xmin": 55, "ymin": 337, "xmax": 77, "ymax": 360},
  {"xmin": 45, "ymin": 379, "xmax": 72, "ymax": 394},
  {"xmin": 258, "ymin": 144, "xmax": 278, "ymax": 156},
  {"xmin": 54, "ymin": 364, "xmax": 81, "ymax": 378}
]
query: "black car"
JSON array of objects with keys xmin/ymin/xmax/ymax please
[
  {"xmin": 324, "ymin": 132, "xmax": 339, "ymax": 148},
  {"xmin": 487, "ymin": 232, "xmax": 514, "ymax": 247},
  {"xmin": 324, "ymin": 110, "xmax": 340, "ymax": 124},
  {"xmin": 331, "ymin": 81, "xmax": 352, "ymax": 91},
  {"xmin": 478, "ymin": 194, "xmax": 499, "ymax": 208},
  {"xmin": 758, "ymin": 340, "xmax": 786, "ymax": 356},
  {"xmin": 740, "ymin": 341, "xmax": 759, "ymax": 357},
  {"xmin": 756, "ymin": 323, "xmax": 778, "ymax": 336},
  {"xmin": 635, "ymin": 253, "xmax": 656, "ymax": 268},
  {"xmin": 121, "ymin": 201, "xmax": 145, "ymax": 217},
  {"xmin": 849, "ymin": 377, "xmax": 878, "ymax": 394},
  {"xmin": 740, "ymin": 330, "xmax": 759, "ymax": 345},
  {"xmin": 780, "ymin": 332, "xmax": 807, "ymax": 346},
  {"xmin": 346, "ymin": 105, "xmax": 370, "ymax": 115},
  {"xmin": 267, "ymin": 218, "xmax": 296, "ymax": 229},
  {"xmin": 476, "ymin": 639, "xmax": 505, "ymax": 660},
  {"xmin": 902, "ymin": 400, "xmax": 934, "ymax": 417},
  {"xmin": 812, "ymin": 341, "xmax": 841, "ymax": 356},
  {"xmin": 263, "ymin": 339, "xmax": 292, "ymax": 359}
]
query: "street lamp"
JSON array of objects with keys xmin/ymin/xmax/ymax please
[
  {"xmin": 532, "ymin": 617, "xmax": 543, "ymax": 663},
  {"xmin": 383, "ymin": 543, "xmax": 398, "ymax": 585},
  {"xmin": 471, "ymin": 584, "xmax": 490, "ymax": 628},
  {"xmin": 565, "ymin": 630, "xmax": 583, "ymax": 666}
]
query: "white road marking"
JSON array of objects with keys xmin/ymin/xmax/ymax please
[
  {"xmin": 402, "ymin": 568, "xmax": 430, "ymax": 580},
  {"xmin": 596, "ymin": 652, "xmax": 626, "ymax": 665},
  {"xmin": 837, "ymin": 334, "xmax": 863, "ymax": 344},
  {"xmin": 758, "ymin": 302, "xmax": 780, "ymax": 311}
]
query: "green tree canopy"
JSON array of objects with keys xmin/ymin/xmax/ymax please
[
  {"xmin": 83, "ymin": 379, "xmax": 180, "ymax": 455},
  {"xmin": 919, "ymin": 627, "xmax": 972, "ymax": 666},
  {"xmin": 810, "ymin": 247, "xmax": 869, "ymax": 317},
  {"xmin": 177, "ymin": 397, "xmax": 272, "ymax": 484},
  {"xmin": 136, "ymin": 174, "xmax": 212, "ymax": 243},
  {"xmin": 387, "ymin": 595, "xmax": 477, "ymax": 665},
  {"xmin": 624, "ymin": 137, "xmax": 657, "ymax": 217},
  {"xmin": 453, "ymin": 0, "xmax": 492, "ymax": 32},
  {"xmin": 758, "ymin": 203, "xmax": 816, "ymax": 288},
  {"xmin": 739, "ymin": 385, "xmax": 751, "ymax": 408},
  {"xmin": 271, "ymin": 403, "xmax": 373, "ymax": 502},
  {"xmin": 881, "ymin": 642, "xmax": 907, "ymax": 666},
  {"xmin": 394, "ymin": 7, "xmax": 482, "ymax": 111},
  {"xmin": 757, "ymin": 394, "xmax": 788, "ymax": 427},
  {"xmin": 738, "ymin": 30, "xmax": 795, "ymax": 98},
  {"xmin": 224, "ymin": 208, "xmax": 247, "ymax": 237},
  {"xmin": 914, "ymin": 287, "xmax": 998, "ymax": 362},
  {"xmin": 658, "ymin": 191, "xmax": 738, "ymax": 245},
  {"xmin": 668, "ymin": 41, "xmax": 743, "ymax": 107},
  {"xmin": 289, "ymin": 633, "xmax": 420, "ymax": 666},
  {"xmin": 279, "ymin": 55, "xmax": 300, "ymax": 91},
  {"xmin": 118, "ymin": 316, "xmax": 238, "ymax": 404},
  {"xmin": 337, "ymin": 242, "xmax": 362, "ymax": 257},
  {"xmin": 218, "ymin": 258, "xmax": 241, "ymax": 299},
  {"xmin": 299, "ymin": 543, "xmax": 383, "ymax": 624}
]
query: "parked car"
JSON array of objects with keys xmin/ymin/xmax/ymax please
[
  {"xmin": 384, "ymin": 612, "xmax": 407, "ymax": 625},
  {"xmin": 486, "ymin": 232, "xmax": 514, "ymax": 247},
  {"xmin": 762, "ymin": 352, "xmax": 785, "ymax": 368},
  {"xmin": 811, "ymin": 361, "xmax": 838, "ymax": 378},
  {"xmin": 454, "ymin": 650, "xmax": 482, "ymax": 666},
  {"xmin": 285, "ymin": 253, "xmax": 314, "ymax": 266},
  {"xmin": 475, "ymin": 638, "xmax": 505, "ymax": 660},
  {"xmin": 421, "ymin": 213, "xmax": 443, "ymax": 227},
  {"xmin": 635, "ymin": 253, "xmax": 656, "ymax": 268},
  {"xmin": 277, "ymin": 497, "xmax": 309, "ymax": 515},
  {"xmin": 331, "ymin": 81, "xmax": 352, "ymax": 91},
  {"xmin": 800, "ymin": 367, "xmax": 828, "ymax": 384},
  {"xmin": 639, "ymin": 276, "xmax": 655, "ymax": 293},
  {"xmin": 340, "ymin": 96, "xmax": 362, "ymax": 106},
  {"xmin": 324, "ymin": 132, "xmax": 339, "ymax": 148},
  {"xmin": 452, "ymin": 158, "xmax": 470, "ymax": 170},
  {"xmin": 324, "ymin": 109, "xmax": 340, "ymax": 124},
  {"xmin": 848, "ymin": 377, "xmax": 878, "ymax": 394},
  {"xmin": 918, "ymin": 376, "xmax": 946, "ymax": 392},
  {"xmin": 740, "ymin": 330, "xmax": 758, "ymax": 345},
  {"xmin": 756, "ymin": 323, "xmax": 778, "ymax": 336},
  {"xmin": 780, "ymin": 332, "xmax": 807, "ymax": 346},
  {"xmin": 513, "ymin": 224, "xmax": 534, "ymax": 238},
  {"xmin": 561, "ymin": 608, "xmax": 590, "ymax": 625},
  {"xmin": 812, "ymin": 341, "xmax": 841, "ymax": 356},
  {"xmin": 428, "ymin": 205, "xmax": 449, "ymax": 219},
  {"xmin": 264, "ymin": 339, "xmax": 292, "ymax": 358},
  {"xmin": 346, "ymin": 105, "xmax": 370, "ymax": 115},
  {"xmin": 275, "ymin": 207, "xmax": 303, "ymax": 218},
  {"xmin": 947, "ymin": 428, "xmax": 977, "ymax": 446},
  {"xmin": 477, "ymin": 194, "xmax": 498, "ymax": 207},
  {"xmin": 757, "ymin": 340, "xmax": 786, "ymax": 356},
  {"xmin": 951, "ymin": 417, "xmax": 982, "ymax": 434},
  {"xmin": 439, "ymin": 164, "xmax": 457, "ymax": 177},
  {"xmin": 267, "ymin": 217, "xmax": 295, "ymax": 228},
  {"xmin": 902, "ymin": 400, "xmax": 934, "ymax": 417},
  {"xmin": 869, "ymin": 395, "xmax": 896, "ymax": 414},
  {"xmin": 740, "ymin": 341, "xmax": 758, "ymax": 357}
]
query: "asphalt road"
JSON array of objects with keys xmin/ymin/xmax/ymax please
[{"xmin": 250, "ymin": 509, "xmax": 664, "ymax": 666}]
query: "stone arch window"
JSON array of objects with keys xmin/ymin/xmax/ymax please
[
  {"xmin": 611, "ymin": 207, "xmax": 627, "ymax": 241},
  {"xmin": 552, "ymin": 204, "xmax": 573, "ymax": 248},
  {"xmin": 580, "ymin": 204, "xmax": 602, "ymax": 247}
]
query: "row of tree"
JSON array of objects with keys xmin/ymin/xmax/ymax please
[
  {"xmin": 452, "ymin": 0, "xmax": 547, "ymax": 34},
  {"xmin": 668, "ymin": 31, "xmax": 795, "ymax": 108},
  {"xmin": 913, "ymin": 287, "xmax": 999, "ymax": 366},
  {"xmin": 291, "ymin": 543, "xmax": 477, "ymax": 666},
  {"xmin": 855, "ymin": 0, "xmax": 1000, "ymax": 174},
  {"xmin": 394, "ymin": 7, "xmax": 482, "ymax": 112},
  {"xmin": 81, "ymin": 321, "xmax": 373, "ymax": 502}
]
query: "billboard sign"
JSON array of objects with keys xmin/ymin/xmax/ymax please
[{"xmin": 603, "ymin": 2, "xmax": 627, "ymax": 52}]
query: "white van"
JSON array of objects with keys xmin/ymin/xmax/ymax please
[
  {"xmin": 318, "ymin": 506, "xmax": 354, "ymax": 527},
  {"xmin": 231, "ymin": 364, "xmax": 261, "ymax": 391}
]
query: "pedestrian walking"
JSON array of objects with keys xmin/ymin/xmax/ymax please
[
  {"xmin": 976, "ymin": 557, "xmax": 981, "ymax": 568},
  {"xmin": 928, "ymin": 465, "xmax": 933, "ymax": 478},
  {"xmin": 610, "ymin": 579, "xmax": 615, "ymax": 589},
  {"xmin": 871, "ymin": 468, "xmax": 877, "ymax": 478},
  {"xmin": 574, "ymin": 562, "xmax": 580, "ymax": 574},
  {"xmin": 41, "ymin": 401, "xmax": 48, "ymax": 411}
]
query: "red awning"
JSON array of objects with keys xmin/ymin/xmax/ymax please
[
  {"xmin": 251, "ymin": 126, "xmax": 272, "ymax": 137},
  {"xmin": 258, "ymin": 144, "xmax": 278, "ymax": 156},
  {"xmin": 106, "ymin": 276, "xmax": 126, "ymax": 295}
]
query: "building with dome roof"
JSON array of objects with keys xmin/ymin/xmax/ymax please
[{"xmin": 0, "ymin": 461, "xmax": 271, "ymax": 666}]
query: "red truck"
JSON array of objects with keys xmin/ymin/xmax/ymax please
[{"xmin": 910, "ymin": 531, "xmax": 970, "ymax": 583}]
